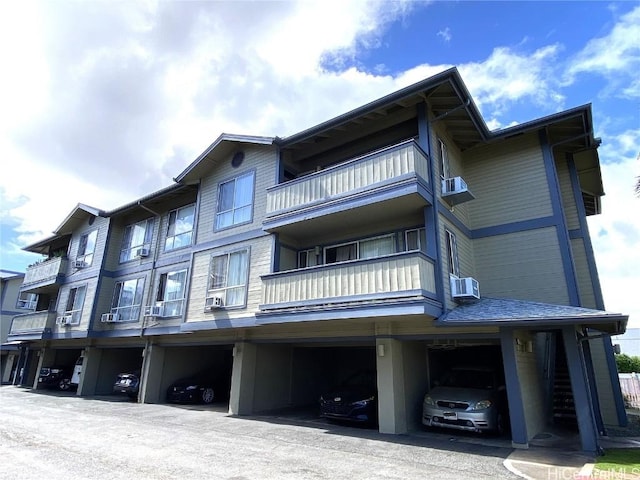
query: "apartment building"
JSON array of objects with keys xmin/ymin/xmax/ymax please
[{"xmin": 6, "ymin": 68, "xmax": 627, "ymax": 453}]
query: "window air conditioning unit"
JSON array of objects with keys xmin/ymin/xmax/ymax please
[
  {"xmin": 101, "ymin": 313, "xmax": 119, "ymax": 323},
  {"xmin": 204, "ymin": 296, "xmax": 223, "ymax": 311},
  {"xmin": 144, "ymin": 305, "xmax": 164, "ymax": 317},
  {"xmin": 56, "ymin": 315, "xmax": 73, "ymax": 326},
  {"xmin": 441, "ymin": 177, "xmax": 475, "ymax": 205},
  {"xmin": 450, "ymin": 276, "xmax": 480, "ymax": 300},
  {"xmin": 136, "ymin": 248, "xmax": 150, "ymax": 258},
  {"xmin": 74, "ymin": 260, "xmax": 87, "ymax": 269}
]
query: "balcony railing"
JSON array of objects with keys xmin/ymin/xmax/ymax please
[
  {"xmin": 9, "ymin": 310, "xmax": 56, "ymax": 336},
  {"xmin": 23, "ymin": 257, "xmax": 67, "ymax": 288},
  {"xmin": 266, "ymin": 140, "xmax": 430, "ymax": 218},
  {"xmin": 260, "ymin": 252, "xmax": 436, "ymax": 311}
]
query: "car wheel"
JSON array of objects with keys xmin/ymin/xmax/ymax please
[
  {"xmin": 201, "ymin": 387, "xmax": 215, "ymax": 404},
  {"xmin": 59, "ymin": 379, "xmax": 71, "ymax": 391}
]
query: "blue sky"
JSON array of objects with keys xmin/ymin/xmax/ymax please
[{"xmin": 0, "ymin": 1, "xmax": 638, "ymax": 325}]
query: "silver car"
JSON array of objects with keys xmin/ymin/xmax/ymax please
[{"xmin": 422, "ymin": 366, "xmax": 507, "ymax": 434}]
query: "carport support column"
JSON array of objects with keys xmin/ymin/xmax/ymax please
[
  {"xmin": 33, "ymin": 348, "xmax": 55, "ymax": 390},
  {"xmin": 77, "ymin": 347, "xmax": 102, "ymax": 396},
  {"xmin": 561, "ymin": 326, "xmax": 599, "ymax": 454},
  {"xmin": 376, "ymin": 339, "xmax": 407, "ymax": 434},
  {"xmin": 140, "ymin": 341, "xmax": 165, "ymax": 404},
  {"xmin": 229, "ymin": 342, "xmax": 257, "ymax": 416},
  {"xmin": 500, "ymin": 328, "xmax": 529, "ymax": 448}
]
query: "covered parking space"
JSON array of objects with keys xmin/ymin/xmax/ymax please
[
  {"xmin": 78, "ymin": 343, "xmax": 145, "ymax": 396},
  {"xmin": 438, "ymin": 297, "xmax": 628, "ymax": 453},
  {"xmin": 229, "ymin": 341, "xmax": 377, "ymax": 419},
  {"xmin": 139, "ymin": 341, "xmax": 234, "ymax": 406}
]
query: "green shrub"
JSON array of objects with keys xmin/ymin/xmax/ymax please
[{"xmin": 615, "ymin": 353, "xmax": 640, "ymax": 373}]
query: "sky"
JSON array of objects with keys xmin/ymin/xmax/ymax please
[{"xmin": 0, "ymin": 1, "xmax": 638, "ymax": 327}]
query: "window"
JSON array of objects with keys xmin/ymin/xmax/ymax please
[
  {"xmin": 208, "ymin": 249, "xmax": 249, "ymax": 307},
  {"xmin": 165, "ymin": 204, "xmax": 195, "ymax": 251},
  {"xmin": 438, "ymin": 138, "xmax": 450, "ymax": 180},
  {"xmin": 120, "ymin": 219, "xmax": 154, "ymax": 263},
  {"xmin": 64, "ymin": 286, "xmax": 86, "ymax": 325},
  {"xmin": 17, "ymin": 292, "xmax": 38, "ymax": 310},
  {"xmin": 405, "ymin": 228, "xmax": 427, "ymax": 252},
  {"xmin": 324, "ymin": 234, "xmax": 395, "ymax": 264},
  {"xmin": 298, "ymin": 248, "xmax": 320, "ymax": 268},
  {"xmin": 445, "ymin": 229, "xmax": 460, "ymax": 277},
  {"xmin": 215, "ymin": 171, "xmax": 255, "ymax": 230},
  {"xmin": 111, "ymin": 278, "xmax": 145, "ymax": 322},
  {"xmin": 77, "ymin": 230, "xmax": 98, "ymax": 266},
  {"xmin": 156, "ymin": 270, "xmax": 187, "ymax": 317}
]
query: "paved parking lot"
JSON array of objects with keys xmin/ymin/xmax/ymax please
[{"xmin": 0, "ymin": 386, "xmax": 522, "ymax": 479}]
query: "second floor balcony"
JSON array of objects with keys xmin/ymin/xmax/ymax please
[
  {"xmin": 8, "ymin": 310, "xmax": 56, "ymax": 340},
  {"xmin": 259, "ymin": 251, "xmax": 439, "ymax": 321},
  {"xmin": 264, "ymin": 141, "xmax": 431, "ymax": 235},
  {"xmin": 22, "ymin": 257, "xmax": 68, "ymax": 294}
]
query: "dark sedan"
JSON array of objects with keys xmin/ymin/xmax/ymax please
[
  {"xmin": 166, "ymin": 372, "xmax": 230, "ymax": 405},
  {"xmin": 113, "ymin": 371, "xmax": 140, "ymax": 399},
  {"xmin": 319, "ymin": 370, "xmax": 378, "ymax": 425},
  {"xmin": 38, "ymin": 366, "xmax": 72, "ymax": 390}
]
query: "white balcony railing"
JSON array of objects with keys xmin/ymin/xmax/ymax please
[
  {"xmin": 266, "ymin": 141, "xmax": 430, "ymax": 217},
  {"xmin": 23, "ymin": 257, "xmax": 67, "ymax": 286},
  {"xmin": 9, "ymin": 311, "xmax": 56, "ymax": 335},
  {"xmin": 261, "ymin": 252, "xmax": 436, "ymax": 310}
]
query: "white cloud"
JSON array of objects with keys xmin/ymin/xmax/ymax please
[
  {"xmin": 437, "ymin": 27, "xmax": 451, "ymax": 43},
  {"xmin": 566, "ymin": 6, "xmax": 640, "ymax": 83},
  {"xmin": 458, "ymin": 44, "xmax": 565, "ymax": 117}
]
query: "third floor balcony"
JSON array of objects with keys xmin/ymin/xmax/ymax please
[
  {"xmin": 21, "ymin": 257, "xmax": 68, "ymax": 294},
  {"xmin": 264, "ymin": 141, "xmax": 432, "ymax": 236}
]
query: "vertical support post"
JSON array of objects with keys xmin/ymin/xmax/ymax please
[
  {"xmin": 500, "ymin": 328, "xmax": 529, "ymax": 448},
  {"xmin": 228, "ymin": 342, "xmax": 257, "ymax": 415},
  {"xmin": 562, "ymin": 326, "xmax": 599, "ymax": 453},
  {"xmin": 376, "ymin": 339, "xmax": 407, "ymax": 434}
]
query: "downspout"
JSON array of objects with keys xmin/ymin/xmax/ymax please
[{"xmin": 139, "ymin": 201, "xmax": 162, "ymax": 337}]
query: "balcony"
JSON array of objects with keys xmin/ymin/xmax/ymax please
[
  {"xmin": 259, "ymin": 252, "xmax": 437, "ymax": 316},
  {"xmin": 22, "ymin": 257, "xmax": 68, "ymax": 293},
  {"xmin": 264, "ymin": 141, "xmax": 431, "ymax": 237},
  {"xmin": 8, "ymin": 310, "xmax": 56, "ymax": 340}
]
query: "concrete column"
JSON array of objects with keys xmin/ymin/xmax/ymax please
[
  {"xmin": 228, "ymin": 342, "xmax": 257, "ymax": 415},
  {"xmin": 500, "ymin": 328, "xmax": 529, "ymax": 448},
  {"xmin": 77, "ymin": 347, "xmax": 102, "ymax": 396},
  {"xmin": 140, "ymin": 342, "xmax": 165, "ymax": 404},
  {"xmin": 33, "ymin": 348, "xmax": 56, "ymax": 389},
  {"xmin": 2, "ymin": 353, "xmax": 17, "ymax": 383},
  {"xmin": 376, "ymin": 339, "xmax": 407, "ymax": 434}
]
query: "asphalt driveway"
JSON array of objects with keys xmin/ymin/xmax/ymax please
[{"xmin": 0, "ymin": 386, "xmax": 520, "ymax": 479}]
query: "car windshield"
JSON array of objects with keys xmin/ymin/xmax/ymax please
[
  {"xmin": 342, "ymin": 371, "xmax": 376, "ymax": 388},
  {"xmin": 441, "ymin": 369, "xmax": 495, "ymax": 390}
]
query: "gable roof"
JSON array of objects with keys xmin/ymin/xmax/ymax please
[
  {"xmin": 175, "ymin": 134, "xmax": 275, "ymax": 184},
  {"xmin": 437, "ymin": 297, "xmax": 627, "ymax": 335}
]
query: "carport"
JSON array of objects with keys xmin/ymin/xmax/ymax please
[
  {"xmin": 34, "ymin": 346, "xmax": 84, "ymax": 391},
  {"xmin": 139, "ymin": 343, "xmax": 233, "ymax": 405},
  {"xmin": 229, "ymin": 342, "xmax": 377, "ymax": 418},
  {"xmin": 77, "ymin": 345, "xmax": 145, "ymax": 396}
]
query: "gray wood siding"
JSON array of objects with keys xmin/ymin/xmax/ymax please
[
  {"xmin": 431, "ymin": 125, "xmax": 472, "ymax": 227},
  {"xmin": 474, "ymin": 227, "xmax": 569, "ymax": 304},
  {"xmin": 464, "ymin": 133, "xmax": 552, "ymax": 230},
  {"xmin": 571, "ymin": 238, "xmax": 597, "ymax": 309},
  {"xmin": 196, "ymin": 146, "xmax": 277, "ymax": 246},
  {"xmin": 186, "ymin": 235, "xmax": 273, "ymax": 323},
  {"xmin": 55, "ymin": 277, "xmax": 99, "ymax": 332},
  {"xmin": 103, "ymin": 216, "xmax": 159, "ymax": 272},
  {"xmin": 66, "ymin": 216, "xmax": 110, "ymax": 276},
  {"xmin": 556, "ymin": 158, "xmax": 580, "ymax": 230},
  {"xmin": 439, "ymin": 220, "xmax": 475, "ymax": 310}
]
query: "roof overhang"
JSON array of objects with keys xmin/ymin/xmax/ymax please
[{"xmin": 437, "ymin": 297, "xmax": 627, "ymax": 335}]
